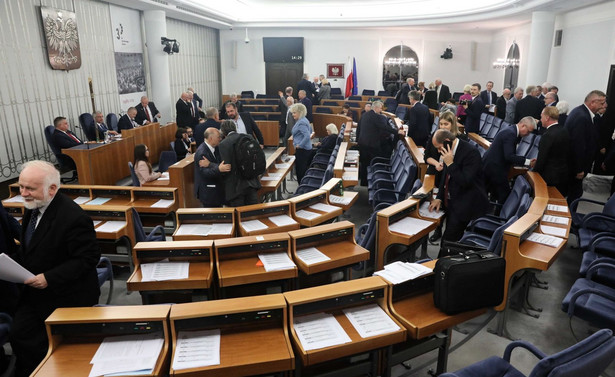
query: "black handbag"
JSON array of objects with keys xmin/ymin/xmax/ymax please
[{"xmin": 433, "ymin": 242, "xmax": 506, "ymax": 314}]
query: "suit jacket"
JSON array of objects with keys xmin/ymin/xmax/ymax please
[
  {"xmin": 194, "ymin": 119, "xmax": 220, "ymax": 147},
  {"xmin": 174, "ymin": 137, "xmax": 190, "ymax": 160},
  {"xmin": 117, "ymin": 114, "xmax": 136, "ymax": 133},
  {"xmin": 482, "ymin": 125, "xmax": 526, "ymax": 175},
  {"xmin": 480, "ymin": 90, "xmax": 498, "ymax": 113},
  {"xmin": 495, "ymin": 96, "xmax": 507, "ymax": 120},
  {"xmin": 423, "ymin": 90, "xmax": 438, "ymax": 110},
  {"xmin": 135, "ymin": 102, "xmax": 160, "ymax": 125},
  {"xmin": 317, "ymin": 85, "xmax": 331, "ymax": 102},
  {"xmin": 194, "ymin": 142, "xmax": 225, "ymax": 207},
  {"xmin": 357, "ymin": 110, "xmax": 396, "ymax": 150},
  {"xmin": 464, "ymin": 96, "xmax": 484, "ymax": 134},
  {"xmin": 238, "ymin": 112, "xmax": 264, "ymax": 145},
  {"xmin": 279, "ymin": 96, "xmax": 289, "ymax": 126},
  {"xmin": 193, "ymin": 92, "xmax": 203, "ymax": 108},
  {"xmin": 566, "ymin": 104, "xmax": 598, "ymax": 174},
  {"xmin": 405, "ymin": 102, "xmax": 431, "ymax": 147},
  {"xmin": 505, "ymin": 97, "xmax": 518, "ymax": 124},
  {"xmin": 176, "ymin": 98, "xmax": 195, "ymax": 128},
  {"xmin": 397, "ymin": 83, "xmax": 411, "ymax": 105},
  {"xmin": 219, "ymin": 132, "xmax": 261, "ymax": 202},
  {"xmin": 436, "ymin": 84, "xmax": 451, "ymax": 103},
  {"xmin": 533, "ymin": 123, "xmax": 571, "ymax": 186},
  {"xmin": 514, "ymin": 95, "xmax": 544, "ymax": 123},
  {"xmin": 95, "ymin": 122, "xmax": 111, "ymax": 140},
  {"xmin": 16, "ymin": 193, "xmax": 100, "ymax": 316},
  {"xmin": 52, "ymin": 129, "xmax": 82, "ymax": 149},
  {"xmin": 297, "ymin": 78, "xmax": 317, "ymax": 103},
  {"xmin": 300, "ymin": 97, "xmax": 313, "ymax": 123}
]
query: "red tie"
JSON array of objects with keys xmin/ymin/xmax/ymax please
[
  {"xmin": 145, "ymin": 106, "xmax": 152, "ymax": 122},
  {"xmin": 67, "ymin": 131, "xmax": 80, "ymax": 143}
]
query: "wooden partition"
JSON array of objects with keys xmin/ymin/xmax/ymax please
[
  {"xmin": 63, "ymin": 137, "xmax": 134, "ymax": 185},
  {"xmin": 403, "ymin": 136, "xmax": 428, "ymax": 181},
  {"xmin": 173, "ymin": 208, "xmax": 235, "ymax": 241},
  {"xmin": 83, "ymin": 204, "xmax": 136, "ymax": 266},
  {"xmin": 122, "ymin": 122, "xmax": 177, "ymax": 166},
  {"xmin": 236, "ymin": 200, "xmax": 300, "ymax": 236},
  {"xmin": 255, "ymin": 120, "xmax": 281, "ymax": 146},
  {"xmin": 258, "ymin": 147, "xmax": 294, "ymax": 201},
  {"xmin": 320, "ymin": 177, "xmax": 359, "ymax": 211},
  {"xmin": 288, "ymin": 189, "xmax": 343, "ymax": 227},
  {"xmin": 313, "ymin": 113, "xmax": 352, "ymax": 138},
  {"xmin": 144, "ymin": 154, "xmax": 200, "ymax": 208},
  {"xmin": 333, "ymin": 142, "xmax": 359, "ymax": 187}
]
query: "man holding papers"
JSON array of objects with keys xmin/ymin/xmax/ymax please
[{"xmin": 9, "ymin": 161, "xmax": 100, "ymax": 377}]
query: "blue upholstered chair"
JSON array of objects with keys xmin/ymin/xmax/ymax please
[
  {"xmin": 158, "ymin": 151, "xmax": 177, "ymax": 173},
  {"xmin": 128, "ymin": 162, "xmax": 140, "ymax": 187},
  {"xmin": 97, "ymin": 257, "xmax": 114, "ymax": 305},
  {"xmin": 44, "ymin": 125, "xmax": 77, "ymax": 183},
  {"xmin": 131, "ymin": 208, "xmax": 166, "ymax": 243}
]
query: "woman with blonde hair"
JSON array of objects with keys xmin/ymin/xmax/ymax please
[
  {"xmin": 290, "ymin": 103, "xmax": 313, "ymax": 183},
  {"xmin": 457, "ymin": 84, "xmax": 472, "ymax": 124}
]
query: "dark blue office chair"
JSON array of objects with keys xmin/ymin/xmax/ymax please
[
  {"xmin": 323, "ymin": 100, "xmax": 339, "ymax": 106},
  {"xmin": 395, "ymin": 106, "xmax": 407, "ymax": 120},
  {"xmin": 106, "ymin": 113, "xmax": 119, "ymax": 132},
  {"xmin": 576, "ymin": 197, "xmax": 615, "ymax": 250},
  {"xmin": 355, "ymin": 202, "xmax": 391, "ymax": 271},
  {"xmin": 128, "ymin": 162, "xmax": 140, "ymax": 187},
  {"xmin": 378, "ymin": 90, "xmax": 389, "ymax": 96},
  {"xmin": 579, "ymin": 235, "xmax": 615, "ymax": 287},
  {"xmin": 252, "ymin": 114, "xmax": 267, "ymax": 120},
  {"xmin": 458, "ymin": 216, "xmax": 518, "ymax": 256},
  {"xmin": 158, "ymin": 151, "xmax": 177, "ymax": 173},
  {"xmin": 241, "ymin": 90, "xmax": 255, "ymax": 99},
  {"xmin": 440, "ymin": 329, "xmax": 615, "ymax": 377},
  {"xmin": 362, "ymin": 90, "xmax": 375, "ymax": 96},
  {"xmin": 44, "ymin": 125, "xmax": 77, "ymax": 183},
  {"xmin": 255, "ymin": 94, "xmax": 268, "ymax": 99},
  {"xmin": 346, "ymin": 101, "xmax": 361, "ymax": 108},
  {"xmin": 330, "ymin": 88, "xmax": 342, "ymax": 95},
  {"xmin": 570, "ymin": 193, "xmax": 615, "ymax": 238},
  {"xmin": 384, "ymin": 98, "xmax": 397, "ymax": 113},
  {"xmin": 347, "ymin": 95, "xmax": 362, "ymax": 101},
  {"xmin": 525, "ymin": 135, "xmax": 541, "ymax": 159},
  {"xmin": 79, "ymin": 113, "xmax": 98, "ymax": 141},
  {"xmin": 97, "ymin": 257, "xmax": 114, "ymax": 305},
  {"xmin": 131, "ymin": 208, "xmax": 166, "ymax": 243}
]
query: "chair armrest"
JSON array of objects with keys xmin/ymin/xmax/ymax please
[
  {"xmin": 355, "ymin": 223, "xmax": 368, "ymax": 243},
  {"xmin": 146, "ymin": 225, "xmax": 166, "ymax": 241},
  {"xmin": 372, "ymin": 189, "xmax": 405, "ymax": 204},
  {"xmin": 570, "ymin": 197, "xmax": 606, "ymax": 214},
  {"xmin": 503, "ymin": 340, "xmax": 548, "ymax": 362},
  {"xmin": 370, "ymin": 171, "xmax": 395, "ymax": 181},
  {"xmin": 581, "ymin": 214, "xmax": 615, "ymax": 232},
  {"xmin": 458, "ymin": 233, "xmax": 491, "ymax": 248},
  {"xmin": 586, "ymin": 262, "xmax": 615, "ymax": 281},
  {"xmin": 566, "ymin": 287, "xmax": 615, "ymax": 317},
  {"xmin": 369, "ymin": 180, "xmax": 395, "ymax": 191},
  {"xmin": 467, "ymin": 217, "xmax": 504, "ymax": 232},
  {"xmin": 370, "ymin": 157, "xmax": 391, "ymax": 165}
]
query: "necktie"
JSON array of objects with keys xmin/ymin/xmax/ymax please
[
  {"xmin": 190, "ymin": 104, "xmax": 195, "ymax": 118},
  {"xmin": 99, "ymin": 123, "xmax": 107, "ymax": 132},
  {"xmin": 67, "ymin": 131, "xmax": 80, "ymax": 143},
  {"xmin": 145, "ymin": 106, "xmax": 152, "ymax": 122},
  {"xmin": 25, "ymin": 208, "xmax": 40, "ymax": 246},
  {"xmin": 444, "ymin": 173, "xmax": 451, "ymax": 208}
]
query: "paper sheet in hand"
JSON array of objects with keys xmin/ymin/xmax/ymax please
[
  {"xmin": 73, "ymin": 196, "xmax": 90, "ymax": 204},
  {"xmin": 296, "ymin": 247, "xmax": 330, "ymax": 265},
  {"xmin": 293, "ymin": 312, "xmax": 351, "ymax": 351},
  {"xmin": 140, "ymin": 261, "xmax": 189, "ymax": 282},
  {"xmin": 95, "ymin": 221, "xmax": 127, "ymax": 233},
  {"xmin": 295, "ymin": 209, "xmax": 320, "ymax": 220},
  {"xmin": 389, "ymin": 217, "xmax": 433, "ymax": 236},
  {"xmin": 374, "ymin": 261, "xmax": 432, "ymax": 284},
  {"xmin": 268, "ymin": 214, "xmax": 297, "ymax": 227},
  {"xmin": 329, "ymin": 195, "xmax": 351, "ymax": 206},
  {"xmin": 150, "ymin": 199, "xmax": 174, "ymax": 208},
  {"xmin": 419, "ymin": 201, "xmax": 444, "ymax": 219},
  {"xmin": 547, "ymin": 204, "xmax": 568, "ymax": 213},
  {"xmin": 172, "ymin": 329, "xmax": 221, "ymax": 370},
  {"xmin": 540, "ymin": 225, "xmax": 567, "ymax": 237},
  {"xmin": 88, "ymin": 197, "xmax": 112, "ymax": 206},
  {"xmin": 3, "ymin": 195, "xmax": 24, "ymax": 203},
  {"xmin": 526, "ymin": 232, "xmax": 565, "ymax": 248},
  {"xmin": 89, "ymin": 332, "xmax": 164, "ymax": 377},
  {"xmin": 241, "ymin": 219, "xmax": 268, "ymax": 232},
  {"xmin": 175, "ymin": 224, "xmax": 212, "ymax": 236},
  {"xmin": 343, "ymin": 303, "xmax": 400, "ymax": 338},
  {"xmin": 0, "ymin": 253, "xmax": 34, "ymax": 283},
  {"xmin": 542, "ymin": 215, "xmax": 570, "ymax": 225},
  {"xmin": 158, "ymin": 172, "xmax": 170, "ymax": 181},
  {"xmin": 258, "ymin": 252, "xmax": 296, "ymax": 272},
  {"xmin": 309, "ymin": 202, "xmax": 339, "ymax": 213}
]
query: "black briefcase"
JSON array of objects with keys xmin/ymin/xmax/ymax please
[{"xmin": 433, "ymin": 243, "xmax": 506, "ymax": 315}]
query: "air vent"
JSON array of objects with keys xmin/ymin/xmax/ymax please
[
  {"xmin": 150, "ymin": 0, "xmax": 169, "ymax": 5},
  {"xmin": 554, "ymin": 30, "xmax": 563, "ymax": 47}
]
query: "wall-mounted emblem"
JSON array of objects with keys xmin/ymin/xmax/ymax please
[{"xmin": 41, "ymin": 7, "xmax": 82, "ymax": 70}]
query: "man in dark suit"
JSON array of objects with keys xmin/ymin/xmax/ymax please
[
  {"xmin": 220, "ymin": 94, "xmax": 244, "ymax": 120},
  {"xmin": 530, "ymin": 106, "xmax": 570, "ymax": 196},
  {"xmin": 135, "ymin": 96, "xmax": 161, "ymax": 125},
  {"xmin": 117, "ymin": 107, "xmax": 139, "ymax": 133},
  {"xmin": 495, "ymin": 88, "xmax": 511, "ymax": 120},
  {"xmin": 396, "ymin": 78, "xmax": 416, "ymax": 105},
  {"xmin": 298, "ymin": 90, "xmax": 313, "ymax": 123},
  {"xmin": 195, "ymin": 107, "xmax": 220, "ymax": 147},
  {"xmin": 278, "ymin": 87, "xmax": 293, "ymax": 137},
  {"xmin": 176, "ymin": 92, "xmax": 196, "ymax": 128},
  {"xmin": 357, "ymin": 100, "xmax": 405, "ymax": 186},
  {"xmin": 565, "ymin": 90, "xmax": 607, "ymax": 204},
  {"xmin": 423, "ymin": 89, "xmax": 438, "ymax": 110},
  {"xmin": 10, "ymin": 160, "xmax": 100, "ymax": 377},
  {"xmin": 483, "ymin": 117, "xmax": 535, "ymax": 203},
  {"xmin": 514, "ymin": 86, "xmax": 544, "ymax": 123},
  {"xmin": 93, "ymin": 111, "xmax": 118, "ymax": 140},
  {"xmin": 462, "ymin": 83, "xmax": 484, "ymax": 134},
  {"xmin": 224, "ymin": 102, "xmax": 264, "ymax": 146},
  {"xmin": 219, "ymin": 121, "xmax": 261, "ymax": 206},
  {"xmin": 480, "ymin": 81, "xmax": 498, "ymax": 114},
  {"xmin": 194, "ymin": 127, "xmax": 230, "ymax": 207},
  {"xmin": 52, "ymin": 116, "xmax": 82, "ymax": 149},
  {"xmin": 429, "ymin": 129, "xmax": 489, "ymax": 256},
  {"xmin": 405, "ymin": 90, "xmax": 431, "ymax": 147},
  {"xmin": 435, "ymin": 78, "xmax": 451, "ymax": 105},
  {"xmin": 297, "ymin": 73, "xmax": 317, "ymax": 104}
]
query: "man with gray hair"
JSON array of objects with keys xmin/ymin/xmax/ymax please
[
  {"xmin": 194, "ymin": 127, "xmax": 230, "ymax": 207},
  {"xmin": 495, "ymin": 88, "xmax": 511, "ymax": 120},
  {"xmin": 93, "ymin": 111, "xmax": 118, "ymax": 140},
  {"xmin": 505, "ymin": 87, "xmax": 524, "ymax": 123},
  {"xmin": 514, "ymin": 85, "xmax": 544, "ymax": 123},
  {"xmin": 195, "ymin": 107, "xmax": 220, "ymax": 147},
  {"xmin": 10, "ymin": 160, "xmax": 100, "ymax": 376},
  {"xmin": 298, "ymin": 89, "xmax": 313, "ymax": 123},
  {"xmin": 297, "ymin": 73, "xmax": 317, "ymax": 104},
  {"xmin": 483, "ymin": 116, "xmax": 536, "ymax": 203}
]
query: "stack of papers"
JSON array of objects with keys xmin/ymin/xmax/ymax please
[
  {"xmin": 329, "ymin": 195, "xmax": 352, "ymax": 206},
  {"xmin": 310, "ymin": 202, "xmax": 340, "ymax": 213},
  {"xmin": 343, "ymin": 304, "xmax": 400, "ymax": 338},
  {"xmin": 389, "ymin": 217, "xmax": 433, "ymax": 236},
  {"xmin": 3, "ymin": 195, "xmax": 23, "ymax": 203},
  {"xmin": 547, "ymin": 204, "xmax": 568, "ymax": 213},
  {"xmin": 88, "ymin": 333, "xmax": 164, "ymax": 377},
  {"xmin": 175, "ymin": 224, "xmax": 213, "ymax": 236},
  {"xmin": 419, "ymin": 201, "xmax": 444, "ymax": 219},
  {"xmin": 172, "ymin": 329, "xmax": 221, "ymax": 370},
  {"xmin": 141, "ymin": 261, "xmax": 190, "ymax": 281},
  {"xmin": 275, "ymin": 163, "xmax": 291, "ymax": 169},
  {"xmin": 344, "ymin": 167, "xmax": 358, "ymax": 172},
  {"xmin": 158, "ymin": 172, "xmax": 170, "ymax": 181},
  {"xmin": 0, "ymin": 253, "xmax": 34, "ymax": 283},
  {"xmin": 268, "ymin": 214, "xmax": 297, "ymax": 227},
  {"xmin": 526, "ymin": 232, "xmax": 565, "ymax": 248},
  {"xmin": 73, "ymin": 196, "xmax": 90, "ymax": 204},
  {"xmin": 542, "ymin": 215, "xmax": 570, "ymax": 225},
  {"xmin": 150, "ymin": 199, "xmax": 174, "ymax": 208},
  {"xmin": 96, "ymin": 221, "xmax": 126, "ymax": 233},
  {"xmin": 257, "ymin": 252, "xmax": 296, "ymax": 272},
  {"xmin": 374, "ymin": 261, "xmax": 433, "ymax": 284},
  {"xmin": 208, "ymin": 223, "xmax": 234, "ymax": 235},
  {"xmin": 296, "ymin": 247, "xmax": 330, "ymax": 265},
  {"xmin": 88, "ymin": 197, "xmax": 112, "ymax": 206},
  {"xmin": 241, "ymin": 219, "xmax": 268, "ymax": 232},
  {"xmin": 293, "ymin": 312, "xmax": 351, "ymax": 351},
  {"xmin": 540, "ymin": 225, "xmax": 567, "ymax": 237},
  {"xmin": 342, "ymin": 174, "xmax": 356, "ymax": 181},
  {"xmin": 295, "ymin": 209, "xmax": 320, "ymax": 220},
  {"xmin": 261, "ymin": 176, "xmax": 279, "ymax": 181}
]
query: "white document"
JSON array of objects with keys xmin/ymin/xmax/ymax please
[
  {"xmin": 93, "ymin": 220, "xmax": 102, "ymax": 227},
  {"xmin": 329, "ymin": 195, "xmax": 352, "ymax": 206},
  {"xmin": 208, "ymin": 223, "xmax": 233, "ymax": 235},
  {"xmin": 344, "ymin": 167, "xmax": 358, "ymax": 172},
  {"xmin": 547, "ymin": 204, "xmax": 568, "ymax": 213},
  {"xmin": 342, "ymin": 174, "xmax": 356, "ymax": 181},
  {"xmin": 150, "ymin": 199, "xmax": 174, "ymax": 208},
  {"xmin": 542, "ymin": 215, "xmax": 570, "ymax": 225},
  {"xmin": 419, "ymin": 201, "xmax": 444, "ymax": 219},
  {"xmin": 295, "ymin": 209, "xmax": 320, "ymax": 220},
  {"xmin": 241, "ymin": 219, "xmax": 268, "ymax": 232},
  {"xmin": 258, "ymin": 252, "xmax": 296, "ymax": 272},
  {"xmin": 268, "ymin": 214, "xmax": 297, "ymax": 227},
  {"xmin": 158, "ymin": 172, "xmax": 170, "ymax": 181},
  {"xmin": 267, "ymin": 173, "xmax": 283, "ymax": 178},
  {"xmin": 389, "ymin": 217, "xmax": 433, "ymax": 236},
  {"xmin": 296, "ymin": 247, "xmax": 331, "ymax": 265},
  {"xmin": 140, "ymin": 261, "xmax": 190, "ymax": 282},
  {"xmin": 3, "ymin": 195, "xmax": 24, "ymax": 203},
  {"xmin": 0, "ymin": 253, "xmax": 34, "ymax": 283},
  {"xmin": 343, "ymin": 304, "xmax": 400, "ymax": 338},
  {"xmin": 275, "ymin": 163, "xmax": 291, "ymax": 169},
  {"xmin": 73, "ymin": 196, "xmax": 90, "ymax": 204},
  {"xmin": 310, "ymin": 202, "xmax": 340, "ymax": 213},
  {"xmin": 261, "ymin": 176, "xmax": 279, "ymax": 181},
  {"xmin": 172, "ymin": 329, "xmax": 221, "ymax": 370},
  {"xmin": 293, "ymin": 312, "xmax": 352, "ymax": 351},
  {"xmin": 374, "ymin": 261, "xmax": 433, "ymax": 285},
  {"xmin": 95, "ymin": 221, "xmax": 126, "ymax": 233},
  {"xmin": 88, "ymin": 197, "xmax": 112, "ymax": 206},
  {"xmin": 526, "ymin": 232, "xmax": 565, "ymax": 248},
  {"xmin": 540, "ymin": 225, "xmax": 567, "ymax": 238},
  {"xmin": 89, "ymin": 332, "xmax": 164, "ymax": 377},
  {"xmin": 175, "ymin": 224, "xmax": 212, "ymax": 236}
]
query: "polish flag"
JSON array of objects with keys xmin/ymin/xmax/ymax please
[{"xmin": 345, "ymin": 57, "xmax": 357, "ymax": 98}]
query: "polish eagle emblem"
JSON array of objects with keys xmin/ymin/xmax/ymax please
[
  {"xmin": 41, "ymin": 8, "xmax": 81, "ymax": 70},
  {"xmin": 332, "ymin": 67, "xmax": 339, "ymax": 75}
]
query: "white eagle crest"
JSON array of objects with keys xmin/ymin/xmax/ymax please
[
  {"xmin": 332, "ymin": 67, "xmax": 340, "ymax": 75},
  {"xmin": 44, "ymin": 11, "xmax": 79, "ymax": 67}
]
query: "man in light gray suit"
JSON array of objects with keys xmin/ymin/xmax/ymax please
[{"xmin": 505, "ymin": 87, "xmax": 524, "ymax": 123}]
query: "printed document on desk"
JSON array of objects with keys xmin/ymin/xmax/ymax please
[
  {"xmin": 140, "ymin": 261, "xmax": 190, "ymax": 282},
  {"xmin": 295, "ymin": 209, "xmax": 320, "ymax": 220},
  {"xmin": 374, "ymin": 261, "xmax": 432, "ymax": 285},
  {"xmin": 540, "ymin": 225, "xmax": 567, "ymax": 238},
  {"xmin": 96, "ymin": 221, "xmax": 127, "ymax": 233},
  {"xmin": 542, "ymin": 215, "xmax": 570, "ymax": 225},
  {"xmin": 389, "ymin": 217, "xmax": 433, "ymax": 236},
  {"xmin": 293, "ymin": 312, "xmax": 351, "ymax": 351},
  {"xmin": 269, "ymin": 214, "xmax": 297, "ymax": 227},
  {"xmin": 3, "ymin": 195, "xmax": 23, "ymax": 203},
  {"xmin": 0, "ymin": 253, "xmax": 34, "ymax": 283},
  {"xmin": 241, "ymin": 219, "xmax": 268, "ymax": 232},
  {"xmin": 175, "ymin": 224, "xmax": 212, "ymax": 236},
  {"xmin": 258, "ymin": 252, "xmax": 296, "ymax": 272},
  {"xmin": 172, "ymin": 329, "xmax": 221, "ymax": 370},
  {"xmin": 310, "ymin": 202, "xmax": 340, "ymax": 213},
  {"xmin": 150, "ymin": 199, "xmax": 174, "ymax": 208},
  {"xmin": 296, "ymin": 247, "xmax": 330, "ymax": 265},
  {"xmin": 526, "ymin": 232, "xmax": 565, "ymax": 248},
  {"xmin": 547, "ymin": 204, "xmax": 568, "ymax": 213},
  {"xmin": 329, "ymin": 195, "xmax": 352, "ymax": 206},
  {"xmin": 343, "ymin": 303, "xmax": 400, "ymax": 338},
  {"xmin": 89, "ymin": 332, "xmax": 164, "ymax": 377},
  {"xmin": 158, "ymin": 172, "xmax": 170, "ymax": 181},
  {"xmin": 208, "ymin": 223, "xmax": 233, "ymax": 235},
  {"xmin": 73, "ymin": 196, "xmax": 90, "ymax": 204},
  {"xmin": 419, "ymin": 201, "xmax": 444, "ymax": 219},
  {"xmin": 88, "ymin": 197, "xmax": 112, "ymax": 206}
]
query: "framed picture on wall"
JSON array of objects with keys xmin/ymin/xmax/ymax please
[{"xmin": 327, "ymin": 64, "xmax": 344, "ymax": 79}]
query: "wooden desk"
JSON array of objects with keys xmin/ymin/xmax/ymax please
[
  {"xmin": 376, "ymin": 198, "xmax": 438, "ymax": 271},
  {"xmin": 403, "ymin": 136, "xmax": 427, "ymax": 181},
  {"xmin": 255, "ymin": 120, "xmax": 281, "ymax": 146},
  {"xmin": 468, "ymin": 132, "xmax": 491, "ymax": 149},
  {"xmin": 173, "ymin": 208, "xmax": 235, "ymax": 240},
  {"xmin": 284, "ymin": 276, "xmax": 406, "ymax": 372},
  {"xmin": 236, "ymin": 200, "xmax": 300, "ymax": 236},
  {"xmin": 63, "ymin": 137, "xmax": 134, "ymax": 185},
  {"xmin": 288, "ymin": 190, "xmax": 343, "ymax": 227},
  {"xmin": 127, "ymin": 240, "xmax": 214, "ymax": 304},
  {"xmin": 258, "ymin": 147, "xmax": 294, "ymax": 201},
  {"xmin": 333, "ymin": 142, "xmax": 359, "ymax": 187},
  {"xmin": 214, "ymin": 233, "xmax": 297, "ymax": 297},
  {"xmin": 320, "ymin": 177, "xmax": 359, "ymax": 212},
  {"xmin": 122, "ymin": 122, "xmax": 178, "ymax": 166},
  {"xmin": 34, "ymin": 305, "xmax": 171, "ymax": 377},
  {"xmin": 313, "ymin": 113, "xmax": 352, "ymax": 138},
  {"xmin": 83, "ymin": 204, "xmax": 136, "ymax": 267},
  {"xmin": 144, "ymin": 154, "xmax": 201, "ymax": 208},
  {"xmin": 169, "ymin": 294, "xmax": 294, "ymax": 376}
]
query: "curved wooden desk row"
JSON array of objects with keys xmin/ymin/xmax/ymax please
[
  {"xmin": 257, "ymin": 147, "xmax": 294, "ymax": 200},
  {"xmin": 313, "ymin": 113, "xmax": 352, "ymax": 138},
  {"xmin": 333, "ymin": 141, "xmax": 359, "ymax": 187}
]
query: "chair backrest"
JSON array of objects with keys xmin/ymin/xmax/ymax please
[
  {"xmin": 264, "ymin": 99, "xmax": 278, "ymax": 105},
  {"xmin": 158, "ymin": 151, "xmax": 177, "ymax": 173},
  {"xmin": 489, "ymin": 216, "xmax": 518, "ymax": 255},
  {"xmin": 411, "ymin": 178, "xmax": 423, "ymax": 194},
  {"xmin": 241, "ymin": 90, "xmax": 255, "ymax": 99},
  {"xmin": 512, "ymin": 175, "xmax": 532, "ymax": 198},
  {"xmin": 252, "ymin": 114, "xmax": 267, "ymax": 120},
  {"xmin": 362, "ymin": 89, "xmax": 375, "ymax": 96},
  {"xmin": 515, "ymin": 193, "xmax": 533, "ymax": 218},
  {"xmin": 348, "ymin": 95, "xmax": 362, "ymax": 101},
  {"xmin": 492, "ymin": 117, "xmax": 503, "ymax": 129},
  {"xmin": 330, "ymin": 88, "xmax": 342, "ymax": 95},
  {"xmin": 44, "ymin": 125, "xmax": 61, "ymax": 155},
  {"xmin": 320, "ymin": 165, "xmax": 335, "ymax": 186},
  {"xmin": 346, "ymin": 101, "xmax": 361, "ymax": 108},
  {"xmin": 79, "ymin": 113, "xmax": 97, "ymax": 141},
  {"xmin": 602, "ymin": 194, "xmax": 615, "ymax": 216},
  {"xmin": 384, "ymin": 98, "xmax": 398, "ymax": 113},
  {"xmin": 170, "ymin": 141, "xmax": 175, "ymax": 150},
  {"xmin": 378, "ymin": 90, "xmax": 389, "ymax": 96},
  {"xmin": 128, "ymin": 161, "xmax": 140, "ymax": 187},
  {"xmin": 500, "ymin": 189, "xmax": 522, "ymax": 219},
  {"xmin": 259, "ymin": 106, "xmax": 274, "ymax": 112},
  {"xmin": 315, "ymin": 107, "xmax": 332, "ymax": 114},
  {"xmin": 486, "ymin": 121, "xmax": 502, "ymax": 140},
  {"xmin": 106, "ymin": 113, "xmax": 119, "ymax": 132},
  {"xmin": 526, "ymin": 135, "xmax": 541, "ymax": 159},
  {"xmin": 255, "ymin": 94, "xmax": 268, "ymax": 98},
  {"xmin": 323, "ymin": 100, "xmax": 338, "ymax": 106},
  {"xmin": 131, "ymin": 207, "xmax": 148, "ymax": 242},
  {"xmin": 479, "ymin": 118, "xmax": 494, "ymax": 136},
  {"xmin": 530, "ymin": 329, "xmax": 615, "ymax": 377},
  {"xmin": 395, "ymin": 106, "xmax": 407, "ymax": 120},
  {"xmin": 516, "ymin": 134, "xmax": 536, "ymax": 156}
]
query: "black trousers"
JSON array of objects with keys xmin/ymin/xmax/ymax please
[
  {"xmin": 567, "ymin": 176, "xmax": 584, "ymax": 206},
  {"xmin": 227, "ymin": 187, "xmax": 259, "ymax": 207},
  {"xmin": 438, "ymin": 212, "xmax": 472, "ymax": 258},
  {"xmin": 358, "ymin": 145, "xmax": 379, "ymax": 186},
  {"xmin": 295, "ymin": 148, "xmax": 312, "ymax": 184},
  {"xmin": 10, "ymin": 302, "xmax": 53, "ymax": 377}
]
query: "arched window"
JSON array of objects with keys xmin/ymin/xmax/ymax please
[
  {"xmin": 382, "ymin": 45, "xmax": 419, "ymax": 93},
  {"xmin": 503, "ymin": 42, "xmax": 520, "ymax": 90}
]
